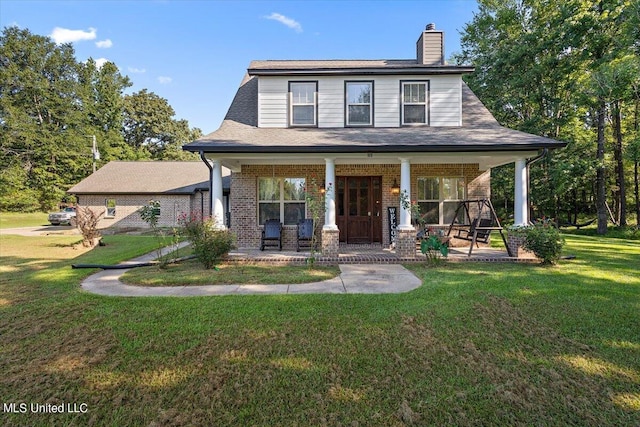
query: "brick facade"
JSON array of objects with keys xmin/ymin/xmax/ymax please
[
  {"xmin": 230, "ymin": 163, "xmax": 490, "ymax": 250},
  {"xmin": 77, "ymin": 194, "xmax": 196, "ymax": 229}
]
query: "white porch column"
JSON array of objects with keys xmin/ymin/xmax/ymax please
[
  {"xmin": 323, "ymin": 158, "xmax": 338, "ymax": 230},
  {"xmin": 211, "ymin": 159, "xmax": 225, "ymax": 229},
  {"xmin": 399, "ymin": 158, "xmax": 413, "ymax": 230},
  {"xmin": 514, "ymin": 158, "xmax": 528, "ymax": 226}
]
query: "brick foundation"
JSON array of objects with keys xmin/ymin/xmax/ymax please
[
  {"xmin": 322, "ymin": 228, "xmax": 340, "ymax": 258},
  {"xmin": 395, "ymin": 228, "xmax": 417, "ymax": 260},
  {"xmin": 507, "ymin": 235, "xmax": 537, "ymax": 259}
]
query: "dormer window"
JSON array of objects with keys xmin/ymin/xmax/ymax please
[
  {"xmin": 346, "ymin": 81, "xmax": 373, "ymax": 126},
  {"xmin": 289, "ymin": 82, "xmax": 317, "ymax": 126},
  {"xmin": 401, "ymin": 81, "xmax": 429, "ymax": 125}
]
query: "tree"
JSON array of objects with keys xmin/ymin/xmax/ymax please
[
  {"xmin": 1, "ymin": 26, "xmax": 203, "ymax": 211},
  {"xmin": 457, "ymin": 0, "xmax": 638, "ymax": 230},
  {"xmin": 77, "ymin": 59, "xmax": 137, "ymax": 166},
  {"xmin": 123, "ymin": 89, "xmax": 200, "ymax": 160},
  {"xmin": 0, "ymin": 26, "xmax": 86, "ymax": 210}
]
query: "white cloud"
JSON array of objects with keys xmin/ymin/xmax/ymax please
[
  {"xmin": 50, "ymin": 27, "xmax": 97, "ymax": 44},
  {"xmin": 128, "ymin": 67, "xmax": 146, "ymax": 74},
  {"xmin": 264, "ymin": 13, "xmax": 302, "ymax": 33},
  {"xmin": 94, "ymin": 58, "xmax": 109, "ymax": 69},
  {"xmin": 95, "ymin": 39, "xmax": 113, "ymax": 48},
  {"xmin": 157, "ymin": 76, "xmax": 172, "ymax": 84}
]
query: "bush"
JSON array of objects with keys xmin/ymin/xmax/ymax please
[
  {"xmin": 179, "ymin": 214, "xmax": 236, "ymax": 269},
  {"xmin": 420, "ymin": 235, "xmax": 448, "ymax": 266},
  {"xmin": 75, "ymin": 206, "xmax": 103, "ymax": 247},
  {"xmin": 510, "ymin": 222, "xmax": 565, "ymax": 265}
]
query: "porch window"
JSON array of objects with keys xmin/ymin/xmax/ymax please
[
  {"xmin": 258, "ymin": 177, "xmax": 306, "ymax": 225},
  {"xmin": 416, "ymin": 177, "xmax": 465, "ymax": 225},
  {"xmin": 105, "ymin": 198, "xmax": 116, "ymax": 218},
  {"xmin": 401, "ymin": 81, "xmax": 428, "ymax": 125},
  {"xmin": 289, "ymin": 82, "xmax": 317, "ymax": 126},
  {"xmin": 346, "ymin": 81, "xmax": 373, "ymax": 126}
]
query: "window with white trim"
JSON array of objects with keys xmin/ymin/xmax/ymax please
[
  {"xmin": 258, "ymin": 177, "xmax": 306, "ymax": 225},
  {"xmin": 401, "ymin": 81, "xmax": 428, "ymax": 125},
  {"xmin": 105, "ymin": 198, "xmax": 116, "ymax": 218},
  {"xmin": 416, "ymin": 177, "xmax": 466, "ymax": 225},
  {"xmin": 346, "ymin": 81, "xmax": 373, "ymax": 126},
  {"xmin": 289, "ymin": 82, "xmax": 317, "ymax": 126}
]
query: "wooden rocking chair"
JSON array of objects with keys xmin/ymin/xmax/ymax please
[
  {"xmin": 260, "ymin": 219, "xmax": 282, "ymax": 251},
  {"xmin": 296, "ymin": 218, "xmax": 314, "ymax": 252}
]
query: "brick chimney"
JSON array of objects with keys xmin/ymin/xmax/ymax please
[{"xmin": 416, "ymin": 23, "xmax": 445, "ymax": 65}]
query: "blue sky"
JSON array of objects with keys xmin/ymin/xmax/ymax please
[{"xmin": 1, "ymin": 0, "xmax": 478, "ymax": 134}]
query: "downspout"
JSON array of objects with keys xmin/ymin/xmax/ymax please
[
  {"xmin": 525, "ymin": 148, "xmax": 548, "ymax": 224},
  {"xmin": 199, "ymin": 151, "xmax": 213, "ymax": 218}
]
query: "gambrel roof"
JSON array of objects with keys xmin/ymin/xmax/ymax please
[{"xmin": 183, "ymin": 74, "xmax": 564, "ymax": 155}]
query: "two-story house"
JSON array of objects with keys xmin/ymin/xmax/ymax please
[{"xmin": 183, "ymin": 24, "xmax": 565, "ymax": 258}]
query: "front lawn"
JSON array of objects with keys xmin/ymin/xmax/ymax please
[
  {"xmin": 0, "ymin": 211, "xmax": 49, "ymax": 228},
  {"xmin": 0, "ymin": 233, "xmax": 638, "ymax": 426},
  {"xmin": 121, "ymin": 258, "xmax": 340, "ymax": 286}
]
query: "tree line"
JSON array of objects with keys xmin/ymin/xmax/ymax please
[
  {"xmin": 0, "ymin": 27, "xmax": 202, "ymax": 212},
  {"xmin": 456, "ymin": 0, "xmax": 640, "ymax": 233}
]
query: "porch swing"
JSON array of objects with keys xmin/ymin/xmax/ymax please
[{"xmin": 446, "ymin": 199, "xmax": 514, "ymax": 257}]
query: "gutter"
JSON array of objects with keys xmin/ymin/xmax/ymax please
[
  {"xmin": 199, "ymin": 151, "xmax": 213, "ymax": 217},
  {"xmin": 526, "ymin": 148, "xmax": 548, "ymax": 167},
  {"xmin": 185, "ymin": 143, "xmax": 564, "ymax": 155}
]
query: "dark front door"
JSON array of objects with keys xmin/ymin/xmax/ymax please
[{"xmin": 336, "ymin": 176, "xmax": 382, "ymax": 243}]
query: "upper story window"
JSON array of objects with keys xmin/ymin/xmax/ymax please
[
  {"xmin": 345, "ymin": 81, "xmax": 373, "ymax": 126},
  {"xmin": 401, "ymin": 81, "xmax": 429, "ymax": 125},
  {"xmin": 289, "ymin": 82, "xmax": 317, "ymax": 126}
]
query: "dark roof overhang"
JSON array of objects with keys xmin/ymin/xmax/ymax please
[
  {"xmin": 247, "ymin": 66, "xmax": 475, "ymax": 76},
  {"xmin": 184, "ymin": 142, "xmax": 565, "ymax": 155}
]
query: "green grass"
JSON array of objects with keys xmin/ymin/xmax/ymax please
[
  {"xmin": 0, "ymin": 211, "xmax": 49, "ymax": 228},
  {"xmin": 1, "ymin": 233, "xmax": 639, "ymax": 426},
  {"xmin": 561, "ymin": 224, "xmax": 640, "ymax": 240},
  {"xmin": 122, "ymin": 259, "xmax": 340, "ymax": 286}
]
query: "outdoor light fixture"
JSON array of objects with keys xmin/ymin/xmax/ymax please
[{"xmin": 391, "ymin": 179, "xmax": 400, "ymax": 195}]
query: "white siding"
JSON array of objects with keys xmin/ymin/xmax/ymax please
[
  {"xmin": 373, "ymin": 76, "xmax": 401, "ymax": 127},
  {"xmin": 257, "ymin": 74, "xmax": 462, "ymax": 128},
  {"xmin": 318, "ymin": 77, "xmax": 344, "ymax": 128},
  {"xmin": 430, "ymin": 76, "xmax": 462, "ymax": 126},
  {"xmin": 258, "ymin": 78, "xmax": 288, "ymax": 128}
]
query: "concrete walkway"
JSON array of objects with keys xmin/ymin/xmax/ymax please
[{"xmin": 80, "ymin": 247, "xmax": 422, "ymax": 297}]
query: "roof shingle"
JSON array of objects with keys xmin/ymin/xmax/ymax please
[{"xmin": 68, "ymin": 161, "xmax": 229, "ymax": 194}]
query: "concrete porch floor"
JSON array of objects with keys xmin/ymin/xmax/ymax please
[{"xmin": 228, "ymin": 243, "xmax": 536, "ymax": 265}]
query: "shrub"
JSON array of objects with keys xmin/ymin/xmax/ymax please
[
  {"xmin": 139, "ymin": 200, "xmax": 172, "ymax": 267},
  {"xmin": 179, "ymin": 213, "xmax": 236, "ymax": 269},
  {"xmin": 510, "ymin": 222, "xmax": 565, "ymax": 265},
  {"xmin": 420, "ymin": 235, "xmax": 448, "ymax": 266},
  {"xmin": 75, "ymin": 206, "xmax": 103, "ymax": 247}
]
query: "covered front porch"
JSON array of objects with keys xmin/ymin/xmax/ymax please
[
  {"xmin": 202, "ymin": 151, "xmax": 537, "ymax": 259},
  {"xmin": 227, "ymin": 241, "xmax": 537, "ymax": 265}
]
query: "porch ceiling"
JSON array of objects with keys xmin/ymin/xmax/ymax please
[{"xmin": 205, "ymin": 150, "xmax": 539, "ymax": 172}]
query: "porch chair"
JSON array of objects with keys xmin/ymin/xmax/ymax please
[
  {"xmin": 260, "ymin": 219, "xmax": 282, "ymax": 251},
  {"xmin": 296, "ymin": 218, "xmax": 314, "ymax": 252}
]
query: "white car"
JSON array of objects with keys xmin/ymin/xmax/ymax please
[{"xmin": 48, "ymin": 207, "xmax": 77, "ymax": 225}]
